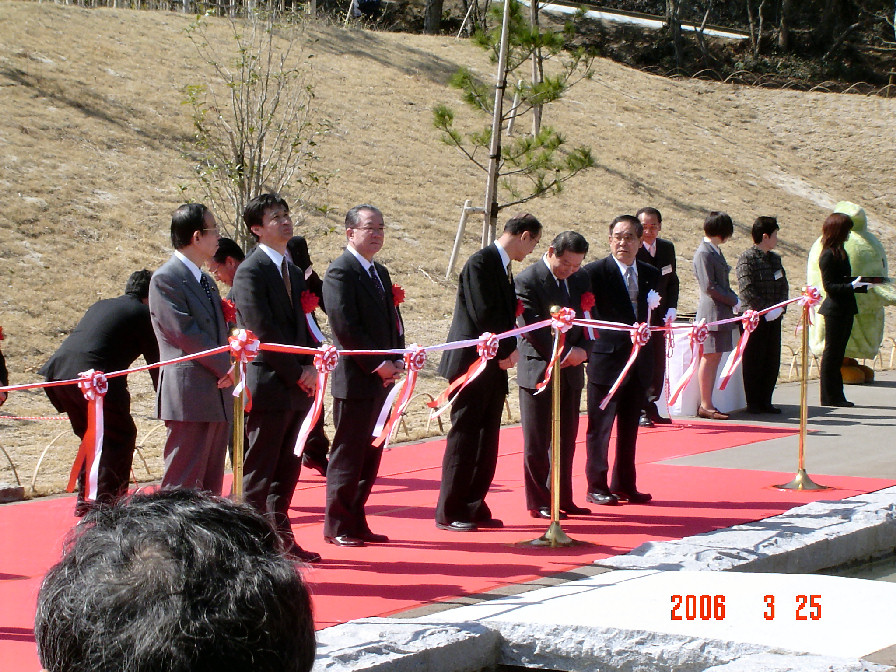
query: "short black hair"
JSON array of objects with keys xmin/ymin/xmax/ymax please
[
  {"xmin": 344, "ymin": 204, "xmax": 383, "ymax": 229},
  {"xmin": 35, "ymin": 489, "xmax": 315, "ymax": 672},
  {"xmin": 551, "ymin": 230, "xmax": 589, "ymax": 256},
  {"xmin": 751, "ymin": 216, "xmax": 779, "ymax": 244},
  {"xmin": 635, "ymin": 206, "xmax": 662, "ymax": 223},
  {"xmin": 244, "ymin": 193, "xmax": 290, "ymax": 241},
  {"xmin": 213, "ymin": 237, "xmax": 245, "ymax": 264},
  {"xmin": 170, "ymin": 203, "xmax": 209, "ymax": 250},
  {"xmin": 125, "ymin": 270, "xmax": 152, "ymax": 300},
  {"xmin": 504, "ymin": 213, "xmax": 542, "ymax": 236},
  {"xmin": 704, "ymin": 211, "xmax": 734, "ymax": 239},
  {"xmin": 609, "ymin": 214, "xmax": 642, "ymax": 237}
]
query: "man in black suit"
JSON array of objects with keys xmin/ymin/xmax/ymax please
[
  {"xmin": 40, "ymin": 270, "xmax": 160, "ymax": 515},
  {"xmin": 231, "ymin": 193, "xmax": 321, "ymax": 564},
  {"xmin": 436, "ymin": 214, "xmax": 542, "ymax": 531},
  {"xmin": 209, "ymin": 237, "xmax": 245, "ymax": 290},
  {"xmin": 583, "ymin": 214, "xmax": 660, "ymax": 506},
  {"xmin": 322, "ymin": 204, "xmax": 405, "ymax": 547},
  {"xmin": 516, "ymin": 231, "xmax": 592, "ymax": 520},
  {"xmin": 635, "ymin": 207, "xmax": 679, "ymax": 427}
]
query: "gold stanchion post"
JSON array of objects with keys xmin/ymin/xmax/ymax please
[
  {"xmin": 231, "ymin": 364, "xmax": 245, "ymax": 500},
  {"xmin": 774, "ymin": 301, "xmax": 829, "ymax": 491}
]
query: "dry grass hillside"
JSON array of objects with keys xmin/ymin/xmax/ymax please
[{"xmin": 1, "ymin": 1, "xmax": 895, "ymax": 498}]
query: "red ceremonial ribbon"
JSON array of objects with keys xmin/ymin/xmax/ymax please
[
  {"xmin": 372, "ymin": 345, "xmax": 426, "ymax": 449},
  {"xmin": 797, "ymin": 285, "xmax": 822, "ymax": 331},
  {"xmin": 300, "ymin": 291, "xmax": 325, "ymax": 345},
  {"xmin": 668, "ymin": 320, "xmax": 708, "ymax": 405},
  {"xmin": 718, "ymin": 310, "xmax": 760, "ymax": 390},
  {"xmin": 599, "ymin": 322, "xmax": 652, "ymax": 410},
  {"xmin": 534, "ymin": 307, "xmax": 576, "ymax": 394},
  {"xmin": 393, "ymin": 284, "xmax": 405, "ymax": 336},
  {"xmin": 220, "ymin": 298, "xmax": 237, "ymax": 324},
  {"xmin": 229, "ymin": 329, "xmax": 260, "ymax": 411},
  {"xmin": 67, "ymin": 369, "xmax": 108, "ymax": 501},
  {"xmin": 428, "ymin": 333, "xmax": 499, "ymax": 419},
  {"xmin": 294, "ymin": 345, "xmax": 339, "ymax": 457},
  {"xmin": 580, "ymin": 292, "xmax": 597, "ymax": 339}
]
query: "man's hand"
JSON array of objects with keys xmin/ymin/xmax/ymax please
[
  {"xmin": 498, "ymin": 350, "xmax": 519, "ymax": 370},
  {"xmin": 298, "ymin": 365, "xmax": 318, "ymax": 395},
  {"xmin": 560, "ymin": 346, "xmax": 588, "ymax": 368},
  {"xmin": 217, "ymin": 372, "xmax": 235, "ymax": 389},
  {"xmin": 376, "ymin": 360, "xmax": 404, "ymax": 386}
]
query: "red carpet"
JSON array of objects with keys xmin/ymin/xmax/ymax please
[{"xmin": 1, "ymin": 417, "xmax": 892, "ymax": 670}]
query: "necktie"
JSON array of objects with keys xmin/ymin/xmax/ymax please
[
  {"xmin": 559, "ymin": 278, "xmax": 571, "ymax": 306},
  {"xmin": 281, "ymin": 258, "xmax": 292, "ymax": 302},
  {"xmin": 624, "ymin": 266, "xmax": 638, "ymax": 314},
  {"xmin": 369, "ymin": 266, "xmax": 386, "ymax": 302},
  {"xmin": 199, "ymin": 274, "xmax": 215, "ymax": 308}
]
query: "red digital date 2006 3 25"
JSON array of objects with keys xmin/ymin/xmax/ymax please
[{"xmin": 670, "ymin": 594, "xmax": 822, "ymax": 621}]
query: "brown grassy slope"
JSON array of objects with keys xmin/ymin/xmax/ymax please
[{"xmin": 1, "ymin": 2, "xmax": 895, "ymax": 496}]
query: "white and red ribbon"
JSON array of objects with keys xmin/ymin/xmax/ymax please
[
  {"xmin": 67, "ymin": 369, "xmax": 108, "ymax": 501},
  {"xmin": 599, "ymin": 322, "xmax": 652, "ymax": 410},
  {"xmin": 534, "ymin": 307, "xmax": 576, "ymax": 394},
  {"xmin": 372, "ymin": 345, "xmax": 427, "ymax": 449},
  {"xmin": 428, "ymin": 333, "xmax": 499, "ymax": 419},
  {"xmin": 294, "ymin": 345, "xmax": 339, "ymax": 457},
  {"xmin": 228, "ymin": 329, "xmax": 260, "ymax": 411},
  {"xmin": 668, "ymin": 320, "xmax": 708, "ymax": 406},
  {"xmin": 718, "ymin": 310, "xmax": 760, "ymax": 390},
  {"xmin": 300, "ymin": 291, "xmax": 326, "ymax": 344}
]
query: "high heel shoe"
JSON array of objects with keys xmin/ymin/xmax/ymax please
[{"xmin": 697, "ymin": 406, "xmax": 729, "ymax": 420}]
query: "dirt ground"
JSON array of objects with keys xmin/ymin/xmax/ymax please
[{"xmin": 1, "ymin": 2, "xmax": 894, "ymax": 500}]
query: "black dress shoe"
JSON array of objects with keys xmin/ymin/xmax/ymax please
[
  {"xmin": 561, "ymin": 504, "xmax": 592, "ymax": 516},
  {"xmin": 585, "ymin": 491, "xmax": 619, "ymax": 506},
  {"xmin": 613, "ymin": 490, "xmax": 652, "ymax": 503},
  {"xmin": 746, "ymin": 405, "xmax": 764, "ymax": 414},
  {"xmin": 285, "ymin": 541, "xmax": 322, "ymax": 563},
  {"xmin": 638, "ymin": 413, "xmax": 655, "ymax": 428},
  {"xmin": 302, "ymin": 453, "xmax": 328, "ymax": 476},
  {"xmin": 475, "ymin": 517, "xmax": 504, "ymax": 529},
  {"xmin": 436, "ymin": 520, "xmax": 477, "ymax": 531},
  {"xmin": 529, "ymin": 507, "xmax": 567, "ymax": 520},
  {"xmin": 358, "ymin": 531, "xmax": 389, "ymax": 543},
  {"xmin": 830, "ymin": 400, "xmax": 855, "ymax": 408},
  {"xmin": 324, "ymin": 535, "xmax": 366, "ymax": 547},
  {"xmin": 762, "ymin": 405, "xmax": 782, "ymax": 414}
]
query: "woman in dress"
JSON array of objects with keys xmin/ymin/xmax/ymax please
[{"xmin": 693, "ymin": 211, "xmax": 739, "ymax": 420}]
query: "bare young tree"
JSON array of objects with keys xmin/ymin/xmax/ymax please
[{"xmin": 182, "ymin": 11, "xmax": 329, "ymax": 249}]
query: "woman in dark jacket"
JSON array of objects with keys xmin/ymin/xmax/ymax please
[{"xmin": 818, "ymin": 212, "xmax": 866, "ymax": 407}]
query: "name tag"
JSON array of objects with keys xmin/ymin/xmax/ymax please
[
  {"xmin": 774, "ymin": 270, "xmax": 784, "ymax": 280},
  {"xmin": 662, "ymin": 265, "xmax": 673, "ymax": 276}
]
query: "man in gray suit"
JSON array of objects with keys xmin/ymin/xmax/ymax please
[{"xmin": 149, "ymin": 203, "xmax": 234, "ymax": 495}]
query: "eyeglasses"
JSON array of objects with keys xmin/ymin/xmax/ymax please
[
  {"xmin": 611, "ymin": 233, "xmax": 637, "ymax": 243},
  {"xmin": 353, "ymin": 226, "xmax": 385, "ymax": 234}
]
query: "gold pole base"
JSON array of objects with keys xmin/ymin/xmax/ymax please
[
  {"xmin": 518, "ymin": 521, "xmax": 582, "ymax": 548},
  {"xmin": 774, "ymin": 469, "xmax": 831, "ymax": 491}
]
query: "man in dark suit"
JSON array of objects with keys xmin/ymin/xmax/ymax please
[
  {"xmin": 40, "ymin": 271, "xmax": 160, "ymax": 515},
  {"xmin": 436, "ymin": 213, "xmax": 542, "ymax": 531},
  {"xmin": 209, "ymin": 237, "xmax": 245, "ymax": 291},
  {"xmin": 583, "ymin": 214, "xmax": 660, "ymax": 506},
  {"xmin": 322, "ymin": 204, "xmax": 405, "ymax": 547},
  {"xmin": 516, "ymin": 231, "xmax": 592, "ymax": 520},
  {"xmin": 149, "ymin": 203, "xmax": 234, "ymax": 496},
  {"xmin": 231, "ymin": 193, "xmax": 321, "ymax": 563},
  {"xmin": 635, "ymin": 207, "xmax": 679, "ymax": 427}
]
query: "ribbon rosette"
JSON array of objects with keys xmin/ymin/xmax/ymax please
[
  {"xmin": 294, "ymin": 345, "xmax": 339, "ymax": 457},
  {"xmin": 534, "ymin": 307, "xmax": 576, "ymax": 394},
  {"xmin": 428, "ymin": 333, "xmax": 499, "ymax": 419},
  {"xmin": 718, "ymin": 310, "xmax": 760, "ymax": 390},
  {"xmin": 798, "ymin": 285, "xmax": 822, "ymax": 330},
  {"xmin": 220, "ymin": 298, "xmax": 237, "ymax": 324},
  {"xmin": 646, "ymin": 289, "xmax": 662, "ymax": 324},
  {"xmin": 300, "ymin": 290, "xmax": 325, "ymax": 344},
  {"xmin": 598, "ymin": 323, "xmax": 652, "ymax": 410},
  {"xmin": 580, "ymin": 291, "xmax": 597, "ymax": 339},
  {"xmin": 668, "ymin": 320, "xmax": 708, "ymax": 405},
  {"xmin": 67, "ymin": 369, "xmax": 109, "ymax": 501},
  {"xmin": 373, "ymin": 345, "xmax": 427, "ymax": 449},
  {"xmin": 392, "ymin": 284, "xmax": 405, "ymax": 336},
  {"xmin": 229, "ymin": 329, "xmax": 260, "ymax": 410}
]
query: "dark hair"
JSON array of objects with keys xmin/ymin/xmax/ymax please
[
  {"xmin": 551, "ymin": 230, "xmax": 589, "ymax": 256},
  {"xmin": 751, "ymin": 216, "xmax": 779, "ymax": 244},
  {"xmin": 170, "ymin": 203, "xmax": 209, "ymax": 250},
  {"xmin": 213, "ymin": 237, "xmax": 246, "ymax": 264},
  {"xmin": 344, "ymin": 204, "xmax": 382, "ymax": 229},
  {"xmin": 244, "ymin": 193, "xmax": 290, "ymax": 241},
  {"xmin": 35, "ymin": 489, "xmax": 315, "ymax": 672},
  {"xmin": 703, "ymin": 211, "xmax": 734, "ymax": 240},
  {"xmin": 608, "ymin": 214, "xmax": 642, "ymax": 237},
  {"xmin": 504, "ymin": 213, "xmax": 542, "ymax": 236},
  {"xmin": 821, "ymin": 212, "xmax": 853, "ymax": 251},
  {"xmin": 125, "ymin": 270, "xmax": 153, "ymax": 300},
  {"xmin": 635, "ymin": 207, "xmax": 662, "ymax": 223}
]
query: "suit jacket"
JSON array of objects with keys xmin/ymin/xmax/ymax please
[
  {"xmin": 583, "ymin": 255, "xmax": 660, "ymax": 387},
  {"xmin": 323, "ymin": 249, "xmax": 405, "ymax": 400},
  {"xmin": 636, "ymin": 237, "xmax": 679, "ymax": 324},
  {"xmin": 693, "ymin": 241, "xmax": 738, "ymax": 332},
  {"xmin": 818, "ymin": 247, "xmax": 861, "ymax": 317},
  {"xmin": 515, "ymin": 259, "xmax": 590, "ymax": 390},
  {"xmin": 438, "ymin": 244, "xmax": 517, "ymax": 386},
  {"xmin": 149, "ymin": 255, "xmax": 233, "ymax": 423},
  {"xmin": 231, "ymin": 248, "xmax": 313, "ymax": 411},
  {"xmin": 39, "ymin": 293, "xmax": 159, "ymax": 396}
]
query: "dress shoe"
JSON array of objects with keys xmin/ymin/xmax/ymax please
[
  {"xmin": 436, "ymin": 520, "xmax": 477, "ymax": 531},
  {"xmin": 638, "ymin": 413, "xmax": 655, "ymax": 428},
  {"xmin": 613, "ymin": 490, "xmax": 652, "ymax": 503},
  {"xmin": 561, "ymin": 504, "xmax": 592, "ymax": 516},
  {"xmin": 358, "ymin": 531, "xmax": 389, "ymax": 543},
  {"xmin": 301, "ymin": 453, "xmax": 328, "ymax": 477},
  {"xmin": 475, "ymin": 517, "xmax": 504, "ymax": 529},
  {"xmin": 529, "ymin": 507, "xmax": 567, "ymax": 520},
  {"xmin": 285, "ymin": 541, "xmax": 322, "ymax": 563},
  {"xmin": 829, "ymin": 400, "xmax": 855, "ymax": 408},
  {"xmin": 763, "ymin": 405, "xmax": 782, "ymax": 414},
  {"xmin": 585, "ymin": 491, "xmax": 619, "ymax": 506},
  {"xmin": 697, "ymin": 406, "xmax": 729, "ymax": 420},
  {"xmin": 324, "ymin": 535, "xmax": 366, "ymax": 547},
  {"xmin": 645, "ymin": 403, "xmax": 673, "ymax": 424}
]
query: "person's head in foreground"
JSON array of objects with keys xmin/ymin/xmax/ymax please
[{"xmin": 35, "ymin": 489, "xmax": 315, "ymax": 672}]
